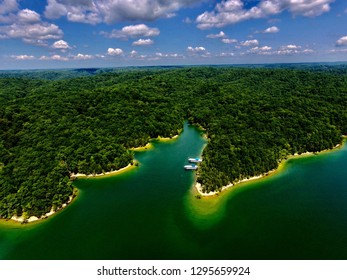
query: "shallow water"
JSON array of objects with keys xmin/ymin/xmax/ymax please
[{"xmin": 1, "ymin": 123, "xmax": 347, "ymax": 259}]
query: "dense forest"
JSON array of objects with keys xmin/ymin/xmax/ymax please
[{"xmin": 0, "ymin": 66, "xmax": 347, "ymax": 219}]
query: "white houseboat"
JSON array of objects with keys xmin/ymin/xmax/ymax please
[
  {"xmin": 188, "ymin": 157, "xmax": 202, "ymax": 163},
  {"xmin": 184, "ymin": 164, "xmax": 198, "ymax": 170}
]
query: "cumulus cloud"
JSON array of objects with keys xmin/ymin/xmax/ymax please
[
  {"xmin": 282, "ymin": 44, "xmax": 300, "ymax": 50},
  {"xmin": 336, "ymin": 36, "xmax": 347, "ymax": 47},
  {"xmin": 328, "ymin": 48, "xmax": 347, "ymax": 54},
  {"xmin": 252, "ymin": 46, "xmax": 272, "ymax": 51},
  {"xmin": 183, "ymin": 17, "xmax": 193, "ymax": 23},
  {"xmin": 206, "ymin": 31, "xmax": 226, "ymax": 39},
  {"xmin": 10, "ymin": 54, "xmax": 35, "ymax": 60},
  {"xmin": 107, "ymin": 47, "xmax": 124, "ymax": 56},
  {"xmin": 222, "ymin": 38, "xmax": 237, "ymax": 44},
  {"xmin": 302, "ymin": 48, "xmax": 314, "ymax": 54},
  {"xmin": 40, "ymin": 54, "xmax": 69, "ymax": 61},
  {"xmin": 155, "ymin": 52, "xmax": 183, "ymax": 58},
  {"xmin": 187, "ymin": 46, "xmax": 206, "ymax": 53},
  {"xmin": 274, "ymin": 44, "xmax": 302, "ymax": 55},
  {"xmin": 240, "ymin": 39, "xmax": 259, "ymax": 47},
  {"xmin": 44, "ymin": 0, "xmax": 203, "ymax": 24},
  {"xmin": 196, "ymin": 0, "xmax": 334, "ymax": 29},
  {"xmin": 0, "ymin": 0, "xmax": 18, "ymax": 14},
  {"xmin": 17, "ymin": 9, "xmax": 41, "ymax": 23},
  {"xmin": 130, "ymin": 50, "xmax": 138, "ymax": 57},
  {"xmin": 219, "ymin": 52, "xmax": 235, "ymax": 57},
  {"xmin": 73, "ymin": 53, "xmax": 94, "ymax": 60},
  {"xmin": 263, "ymin": 26, "xmax": 279, "ymax": 33},
  {"xmin": 0, "ymin": 0, "xmax": 19, "ymax": 23},
  {"xmin": 246, "ymin": 45, "xmax": 273, "ymax": 55},
  {"xmin": 44, "ymin": 0, "xmax": 100, "ymax": 24},
  {"xmin": 132, "ymin": 38, "xmax": 154, "ymax": 46},
  {"xmin": 52, "ymin": 39, "xmax": 71, "ymax": 49},
  {"xmin": 244, "ymin": 44, "xmax": 313, "ymax": 56},
  {"xmin": 0, "ymin": 21, "xmax": 63, "ymax": 46},
  {"xmin": 102, "ymin": 24, "xmax": 159, "ymax": 39},
  {"xmin": 0, "ymin": 6, "xmax": 63, "ymax": 46}
]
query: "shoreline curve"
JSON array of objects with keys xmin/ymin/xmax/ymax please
[
  {"xmin": 4, "ymin": 133, "xmax": 181, "ymax": 225},
  {"xmin": 195, "ymin": 139, "xmax": 345, "ymax": 197}
]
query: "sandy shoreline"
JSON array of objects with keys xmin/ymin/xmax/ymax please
[
  {"xmin": 156, "ymin": 135, "xmax": 179, "ymax": 142},
  {"xmin": 70, "ymin": 162, "xmax": 136, "ymax": 178},
  {"xmin": 10, "ymin": 194, "xmax": 75, "ymax": 224},
  {"xmin": 195, "ymin": 141, "xmax": 344, "ymax": 197},
  {"xmin": 130, "ymin": 142, "xmax": 153, "ymax": 151},
  {"xmin": 130, "ymin": 134, "xmax": 179, "ymax": 151},
  {"xmin": 195, "ymin": 173, "xmax": 272, "ymax": 197}
]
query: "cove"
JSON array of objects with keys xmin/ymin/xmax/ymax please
[{"xmin": 1, "ymin": 123, "xmax": 347, "ymax": 259}]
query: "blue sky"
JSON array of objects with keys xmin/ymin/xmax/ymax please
[{"xmin": 0, "ymin": 0, "xmax": 347, "ymax": 69}]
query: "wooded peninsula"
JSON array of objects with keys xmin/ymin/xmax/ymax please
[{"xmin": 1, "ymin": 65, "xmax": 347, "ymax": 219}]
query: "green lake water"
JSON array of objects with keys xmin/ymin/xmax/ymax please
[{"xmin": 1, "ymin": 122, "xmax": 347, "ymax": 260}]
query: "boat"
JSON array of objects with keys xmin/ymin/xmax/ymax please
[
  {"xmin": 188, "ymin": 157, "xmax": 202, "ymax": 163},
  {"xmin": 184, "ymin": 164, "xmax": 198, "ymax": 170}
]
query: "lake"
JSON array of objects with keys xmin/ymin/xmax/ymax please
[{"xmin": 1, "ymin": 122, "xmax": 347, "ymax": 259}]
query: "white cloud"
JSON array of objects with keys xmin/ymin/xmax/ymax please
[
  {"xmin": 0, "ymin": 0, "xmax": 18, "ymax": 14},
  {"xmin": 336, "ymin": 36, "xmax": 347, "ymax": 47},
  {"xmin": 196, "ymin": 0, "xmax": 334, "ymax": 29},
  {"xmin": 0, "ymin": 21, "xmax": 63, "ymax": 45},
  {"xmin": 44, "ymin": 0, "xmax": 203, "ymax": 24},
  {"xmin": 103, "ymin": 24, "xmax": 159, "ymax": 39},
  {"xmin": 44, "ymin": 0, "xmax": 101, "ymax": 24},
  {"xmin": 206, "ymin": 31, "xmax": 226, "ymax": 39},
  {"xmin": 219, "ymin": 52, "xmax": 235, "ymax": 57},
  {"xmin": 10, "ymin": 54, "xmax": 35, "ymax": 60},
  {"xmin": 40, "ymin": 54, "xmax": 69, "ymax": 61},
  {"xmin": 52, "ymin": 39, "xmax": 71, "ymax": 49},
  {"xmin": 328, "ymin": 48, "xmax": 347, "ymax": 54},
  {"xmin": 187, "ymin": 46, "xmax": 206, "ymax": 53},
  {"xmin": 245, "ymin": 45, "xmax": 273, "ymax": 55},
  {"xmin": 73, "ymin": 53, "xmax": 94, "ymax": 60},
  {"xmin": 244, "ymin": 44, "xmax": 314, "ymax": 56},
  {"xmin": 0, "ymin": 0, "xmax": 19, "ymax": 23},
  {"xmin": 155, "ymin": 52, "xmax": 183, "ymax": 58},
  {"xmin": 132, "ymin": 38, "xmax": 154, "ymax": 46},
  {"xmin": 183, "ymin": 17, "xmax": 193, "ymax": 23},
  {"xmin": 130, "ymin": 50, "xmax": 138, "ymax": 57},
  {"xmin": 107, "ymin": 47, "xmax": 124, "ymax": 56},
  {"xmin": 275, "ymin": 44, "xmax": 302, "ymax": 55},
  {"xmin": 302, "ymin": 48, "xmax": 314, "ymax": 54},
  {"xmin": 252, "ymin": 46, "xmax": 272, "ymax": 51},
  {"xmin": 44, "ymin": 0, "xmax": 68, "ymax": 19},
  {"xmin": 222, "ymin": 38, "xmax": 237, "ymax": 44},
  {"xmin": 17, "ymin": 9, "xmax": 41, "ymax": 23},
  {"xmin": 0, "ymin": 7, "xmax": 63, "ymax": 46},
  {"xmin": 282, "ymin": 44, "xmax": 301, "ymax": 50},
  {"xmin": 240, "ymin": 39, "xmax": 259, "ymax": 47},
  {"xmin": 263, "ymin": 26, "xmax": 279, "ymax": 33}
]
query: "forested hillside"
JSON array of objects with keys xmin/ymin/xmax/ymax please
[{"xmin": 1, "ymin": 66, "xmax": 346, "ymax": 219}]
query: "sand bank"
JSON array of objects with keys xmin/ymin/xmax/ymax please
[
  {"xmin": 71, "ymin": 162, "xmax": 137, "ymax": 178},
  {"xmin": 10, "ymin": 195, "xmax": 75, "ymax": 224},
  {"xmin": 156, "ymin": 135, "xmax": 179, "ymax": 142},
  {"xmin": 130, "ymin": 134, "xmax": 179, "ymax": 151},
  {"xmin": 130, "ymin": 142, "xmax": 153, "ymax": 152}
]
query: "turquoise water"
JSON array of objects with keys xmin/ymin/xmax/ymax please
[{"xmin": 1, "ymin": 123, "xmax": 347, "ymax": 259}]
